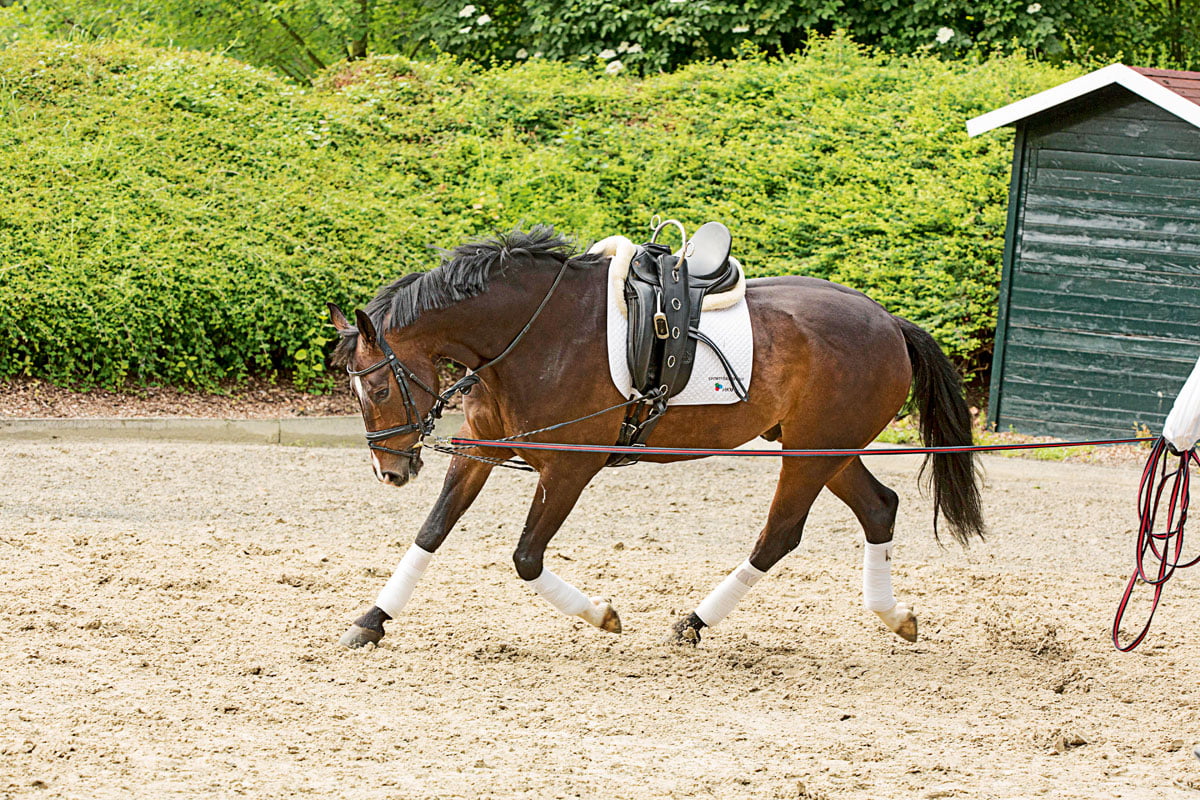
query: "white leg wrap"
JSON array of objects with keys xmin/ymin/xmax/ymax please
[
  {"xmin": 862, "ymin": 540, "xmax": 897, "ymax": 612},
  {"xmin": 374, "ymin": 544, "xmax": 434, "ymax": 618},
  {"xmin": 695, "ymin": 560, "xmax": 765, "ymax": 627},
  {"xmin": 528, "ymin": 569, "xmax": 594, "ymax": 618}
]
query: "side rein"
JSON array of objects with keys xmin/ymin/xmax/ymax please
[{"xmin": 345, "ymin": 258, "xmax": 573, "ymax": 461}]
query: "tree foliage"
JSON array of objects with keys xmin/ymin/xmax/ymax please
[
  {"xmin": 0, "ymin": 0, "xmax": 416, "ymax": 80},
  {"xmin": 3, "ymin": 0, "xmax": 1199, "ymax": 78}
]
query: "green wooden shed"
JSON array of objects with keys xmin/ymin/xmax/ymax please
[{"xmin": 969, "ymin": 64, "xmax": 1200, "ymax": 438}]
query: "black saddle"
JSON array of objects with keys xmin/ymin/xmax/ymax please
[
  {"xmin": 681, "ymin": 221, "xmax": 741, "ymax": 288},
  {"xmin": 612, "ymin": 221, "xmax": 749, "ymax": 466}
]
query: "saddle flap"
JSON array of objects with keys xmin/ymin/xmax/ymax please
[
  {"xmin": 624, "ymin": 245, "xmax": 693, "ymax": 398},
  {"xmin": 624, "ymin": 278, "xmax": 658, "ymax": 394}
]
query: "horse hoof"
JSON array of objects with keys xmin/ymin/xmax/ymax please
[
  {"xmin": 894, "ymin": 615, "xmax": 918, "ymax": 643},
  {"xmin": 667, "ymin": 613, "xmax": 703, "ymax": 647},
  {"xmin": 338, "ymin": 624, "xmax": 383, "ymax": 649},
  {"xmin": 874, "ymin": 603, "xmax": 918, "ymax": 643},
  {"xmin": 587, "ymin": 597, "xmax": 622, "ymax": 634}
]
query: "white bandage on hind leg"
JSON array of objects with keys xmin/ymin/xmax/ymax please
[
  {"xmin": 862, "ymin": 540, "xmax": 897, "ymax": 612},
  {"xmin": 375, "ymin": 544, "xmax": 434, "ymax": 618},
  {"xmin": 527, "ymin": 569, "xmax": 595, "ymax": 618},
  {"xmin": 695, "ymin": 560, "xmax": 765, "ymax": 627}
]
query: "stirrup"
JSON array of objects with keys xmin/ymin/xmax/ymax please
[{"xmin": 648, "ymin": 215, "xmax": 694, "ymax": 260}]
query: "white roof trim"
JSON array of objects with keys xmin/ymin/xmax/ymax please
[{"xmin": 967, "ymin": 63, "xmax": 1200, "ymax": 136}]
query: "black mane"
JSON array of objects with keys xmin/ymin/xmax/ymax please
[{"xmin": 332, "ymin": 226, "xmax": 602, "ymax": 366}]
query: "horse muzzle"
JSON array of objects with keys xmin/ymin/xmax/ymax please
[{"xmin": 378, "ymin": 449, "xmax": 423, "ymax": 487}]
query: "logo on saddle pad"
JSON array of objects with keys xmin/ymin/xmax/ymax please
[{"xmin": 710, "ymin": 377, "xmax": 737, "ymax": 393}]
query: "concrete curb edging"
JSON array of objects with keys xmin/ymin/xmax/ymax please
[{"xmin": 0, "ymin": 414, "xmax": 467, "ymax": 447}]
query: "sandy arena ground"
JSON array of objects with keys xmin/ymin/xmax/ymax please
[{"xmin": 2, "ymin": 438, "xmax": 1200, "ymax": 799}]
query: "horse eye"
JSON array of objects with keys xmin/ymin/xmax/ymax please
[{"xmin": 373, "ymin": 387, "xmax": 390, "ymax": 402}]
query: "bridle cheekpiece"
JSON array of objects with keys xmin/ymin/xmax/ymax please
[{"xmin": 347, "ymin": 333, "xmax": 480, "ymax": 461}]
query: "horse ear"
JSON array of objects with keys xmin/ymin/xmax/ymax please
[
  {"xmin": 328, "ymin": 303, "xmax": 351, "ymax": 331},
  {"xmin": 354, "ymin": 309, "xmax": 377, "ymax": 344}
]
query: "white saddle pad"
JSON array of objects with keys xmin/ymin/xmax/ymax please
[{"xmin": 589, "ymin": 236, "xmax": 754, "ymax": 405}]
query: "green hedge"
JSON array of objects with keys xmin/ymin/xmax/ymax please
[{"xmin": 0, "ymin": 36, "xmax": 1076, "ymax": 389}]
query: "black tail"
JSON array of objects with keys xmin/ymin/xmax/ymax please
[{"xmin": 896, "ymin": 316, "xmax": 984, "ymax": 545}]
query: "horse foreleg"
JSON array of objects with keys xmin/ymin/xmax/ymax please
[
  {"xmin": 826, "ymin": 458, "xmax": 917, "ymax": 642},
  {"xmin": 513, "ymin": 464, "xmax": 619, "ymax": 633},
  {"xmin": 339, "ymin": 453, "xmax": 495, "ymax": 648},
  {"xmin": 670, "ymin": 458, "xmax": 834, "ymax": 645}
]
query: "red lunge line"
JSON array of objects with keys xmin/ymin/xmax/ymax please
[
  {"xmin": 447, "ymin": 436, "xmax": 1155, "ymax": 457},
  {"xmin": 448, "ymin": 432, "xmax": 1196, "ymax": 653}
]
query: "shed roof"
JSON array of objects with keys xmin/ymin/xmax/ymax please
[{"xmin": 967, "ymin": 63, "xmax": 1200, "ymax": 136}]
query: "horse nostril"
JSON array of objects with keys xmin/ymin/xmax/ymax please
[{"xmin": 381, "ymin": 470, "xmax": 406, "ymax": 484}]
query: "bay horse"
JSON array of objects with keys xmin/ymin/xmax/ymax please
[{"xmin": 329, "ymin": 226, "xmax": 983, "ymax": 648}]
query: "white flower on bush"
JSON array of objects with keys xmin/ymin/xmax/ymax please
[
  {"xmin": 1026, "ymin": 2, "xmax": 1042, "ymax": 12},
  {"xmin": 605, "ymin": 60, "xmax": 624, "ymax": 75},
  {"xmin": 732, "ymin": 25, "xmax": 750, "ymax": 34},
  {"xmin": 516, "ymin": 48, "xmax": 528, "ymax": 59},
  {"xmin": 618, "ymin": 41, "xmax": 630, "ymax": 52},
  {"xmin": 477, "ymin": 13, "xmax": 491, "ymax": 24},
  {"xmin": 458, "ymin": 4, "xmax": 475, "ymax": 17},
  {"xmin": 935, "ymin": 27, "xmax": 954, "ymax": 44},
  {"xmin": 599, "ymin": 48, "xmax": 617, "ymax": 60},
  {"xmin": 626, "ymin": 43, "xmax": 643, "ymax": 54},
  {"xmin": 459, "ymin": 26, "xmax": 471, "ymax": 34}
]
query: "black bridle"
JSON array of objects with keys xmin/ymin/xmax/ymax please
[
  {"xmin": 347, "ymin": 258, "xmax": 573, "ymax": 462},
  {"xmin": 347, "ymin": 332, "xmax": 445, "ymax": 459}
]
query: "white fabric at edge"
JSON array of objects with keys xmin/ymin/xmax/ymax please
[{"xmin": 1163, "ymin": 352, "xmax": 1200, "ymax": 451}]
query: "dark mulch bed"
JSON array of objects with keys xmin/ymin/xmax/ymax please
[{"xmin": 0, "ymin": 377, "xmax": 358, "ymax": 419}]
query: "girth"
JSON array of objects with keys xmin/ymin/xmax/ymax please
[{"xmin": 611, "ymin": 220, "xmax": 749, "ymax": 467}]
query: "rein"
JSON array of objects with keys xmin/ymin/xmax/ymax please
[{"xmin": 349, "ymin": 257, "xmax": 574, "ymax": 462}]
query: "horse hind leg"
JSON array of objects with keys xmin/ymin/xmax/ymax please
[{"xmin": 826, "ymin": 458, "xmax": 917, "ymax": 643}]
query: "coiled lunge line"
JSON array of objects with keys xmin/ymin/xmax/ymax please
[
  {"xmin": 1112, "ymin": 438, "xmax": 1200, "ymax": 651},
  {"xmin": 1113, "ymin": 351, "xmax": 1200, "ymax": 651}
]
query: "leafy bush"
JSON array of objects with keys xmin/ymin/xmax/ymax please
[{"xmin": 0, "ymin": 36, "xmax": 1075, "ymax": 390}]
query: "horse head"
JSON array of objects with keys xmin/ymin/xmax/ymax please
[{"xmin": 330, "ymin": 302, "xmax": 438, "ymax": 487}]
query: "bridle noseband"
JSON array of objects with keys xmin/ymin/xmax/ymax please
[
  {"xmin": 347, "ymin": 332, "xmax": 450, "ymax": 460},
  {"xmin": 347, "ymin": 257, "xmax": 572, "ymax": 463}
]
